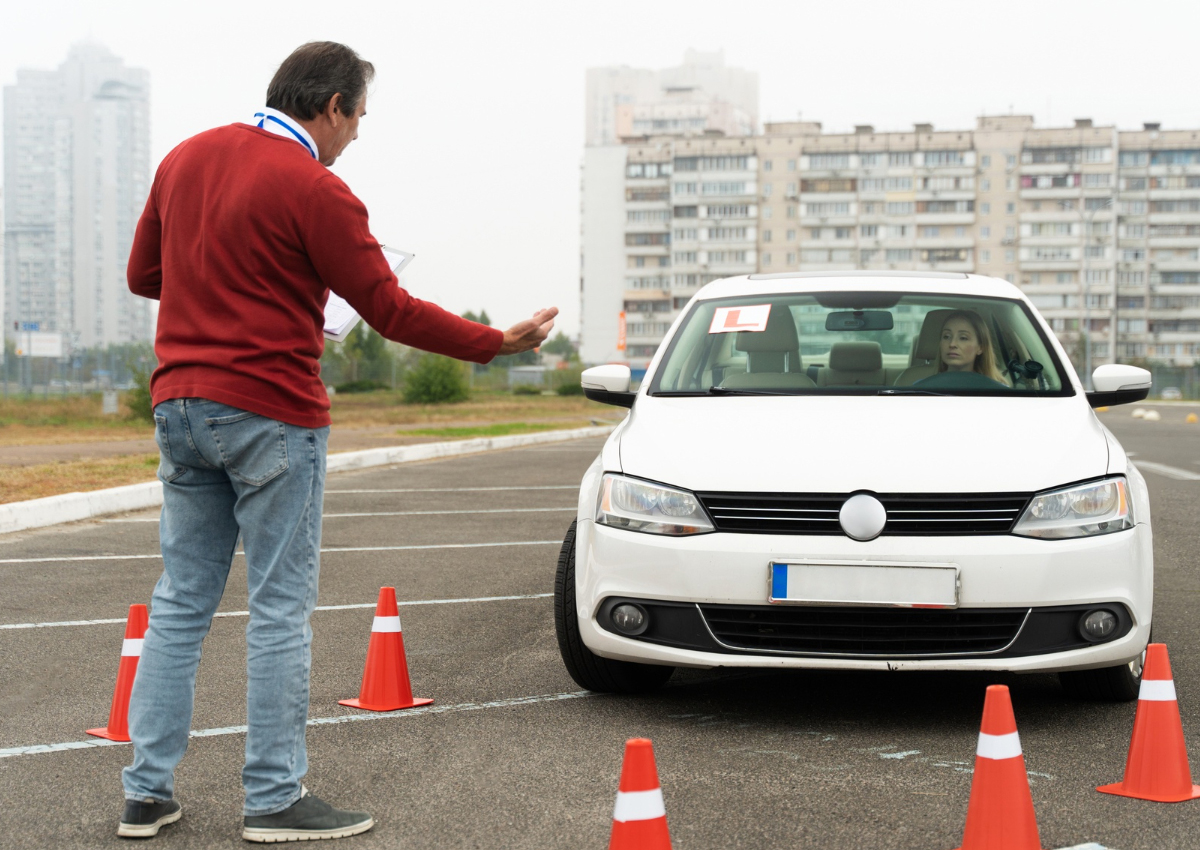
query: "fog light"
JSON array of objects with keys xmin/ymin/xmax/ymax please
[
  {"xmin": 1080, "ymin": 609, "xmax": 1118, "ymax": 641},
  {"xmin": 611, "ymin": 603, "xmax": 648, "ymax": 635}
]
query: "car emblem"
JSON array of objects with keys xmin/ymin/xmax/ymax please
[{"xmin": 839, "ymin": 493, "xmax": 887, "ymax": 541}]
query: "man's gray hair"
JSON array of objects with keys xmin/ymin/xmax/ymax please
[{"xmin": 266, "ymin": 42, "xmax": 375, "ymax": 121}]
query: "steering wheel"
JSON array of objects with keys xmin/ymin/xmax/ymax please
[{"xmin": 913, "ymin": 370, "xmax": 1010, "ymax": 390}]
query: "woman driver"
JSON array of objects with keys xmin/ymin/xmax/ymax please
[{"xmin": 936, "ymin": 310, "xmax": 1009, "ymax": 384}]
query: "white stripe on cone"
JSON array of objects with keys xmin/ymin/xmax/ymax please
[
  {"xmin": 612, "ymin": 788, "xmax": 666, "ymax": 822},
  {"xmin": 1139, "ymin": 679, "xmax": 1177, "ymax": 701},
  {"xmin": 976, "ymin": 731, "xmax": 1022, "ymax": 760},
  {"xmin": 121, "ymin": 638, "xmax": 144, "ymax": 657},
  {"xmin": 372, "ymin": 615, "xmax": 402, "ymax": 633}
]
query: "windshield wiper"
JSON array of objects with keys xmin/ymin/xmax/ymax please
[
  {"xmin": 876, "ymin": 388, "xmax": 952, "ymax": 396},
  {"xmin": 707, "ymin": 386, "xmax": 811, "ymax": 396}
]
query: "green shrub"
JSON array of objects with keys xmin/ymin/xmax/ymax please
[
  {"xmin": 402, "ymin": 353, "xmax": 470, "ymax": 404},
  {"xmin": 335, "ymin": 379, "xmax": 390, "ymax": 394},
  {"xmin": 126, "ymin": 362, "xmax": 155, "ymax": 423},
  {"xmin": 555, "ymin": 381, "xmax": 585, "ymax": 396},
  {"xmin": 512, "ymin": 383, "xmax": 543, "ymax": 395}
]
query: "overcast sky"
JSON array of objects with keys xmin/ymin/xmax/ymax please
[{"xmin": 3, "ymin": 0, "xmax": 1199, "ymax": 337}]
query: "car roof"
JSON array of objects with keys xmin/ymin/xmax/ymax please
[{"xmin": 695, "ymin": 271, "xmax": 1026, "ymax": 302}]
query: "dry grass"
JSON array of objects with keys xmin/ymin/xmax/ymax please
[
  {"xmin": 1, "ymin": 454, "xmax": 160, "ymax": 503},
  {"xmin": 0, "ymin": 394, "xmax": 151, "ymax": 446},
  {"xmin": 0, "ymin": 391, "xmax": 620, "ymax": 504}
]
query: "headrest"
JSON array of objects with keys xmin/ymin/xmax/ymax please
[
  {"xmin": 735, "ymin": 305, "xmax": 799, "ymax": 352},
  {"xmin": 829, "ymin": 341, "xmax": 882, "ymax": 372},
  {"xmin": 913, "ymin": 309, "xmax": 956, "ymax": 361}
]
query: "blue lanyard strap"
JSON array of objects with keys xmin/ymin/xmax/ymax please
[{"xmin": 252, "ymin": 112, "xmax": 317, "ymax": 160}]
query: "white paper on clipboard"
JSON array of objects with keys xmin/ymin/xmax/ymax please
[{"xmin": 323, "ymin": 245, "xmax": 414, "ymax": 342}]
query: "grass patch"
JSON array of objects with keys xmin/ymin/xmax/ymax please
[
  {"xmin": 405, "ymin": 421, "xmax": 578, "ymax": 439},
  {"xmin": 0, "ymin": 454, "xmax": 159, "ymax": 504}
]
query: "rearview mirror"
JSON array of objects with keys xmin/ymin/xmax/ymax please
[
  {"xmin": 825, "ymin": 310, "xmax": 894, "ymax": 331},
  {"xmin": 581, "ymin": 365, "xmax": 636, "ymax": 408},
  {"xmin": 1087, "ymin": 364, "xmax": 1151, "ymax": 408}
]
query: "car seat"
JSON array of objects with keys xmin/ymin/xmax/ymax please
[
  {"xmin": 893, "ymin": 309, "xmax": 955, "ymax": 386},
  {"xmin": 720, "ymin": 306, "xmax": 815, "ymax": 389},
  {"xmin": 817, "ymin": 342, "xmax": 886, "ymax": 386}
]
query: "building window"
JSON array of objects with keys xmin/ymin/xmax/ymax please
[
  {"xmin": 787, "ymin": 159, "xmax": 796, "ymax": 171},
  {"xmin": 764, "ymin": 160, "xmax": 773, "ymax": 172},
  {"xmin": 763, "ymin": 206, "xmax": 772, "ymax": 219},
  {"xmin": 762, "ymin": 183, "xmax": 772, "ymax": 196},
  {"xmin": 763, "ymin": 230, "xmax": 772, "ymax": 243},
  {"xmin": 762, "ymin": 252, "xmax": 772, "ymax": 266},
  {"xmin": 787, "ymin": 252, "xmax": 797, "ymax": 265},
  {"xmin": 922, "ymin": 226, "xmax": 940, "ymax": 238},
  {"xmin": 885, "ymin": 249, "xmax": 913, "ymax": 262},
  {"xmin": 788, "ymin": 229, "xmax": 798, "ymax": 241},
  {"xmin": 809, "ymin": 154, "xmax": 850, "ymax": 169},
  {"xmin": 955, "ymin": 226, "xmax": 966, "ymax": 237},
  {"xmin": 885, "ymin": 201, "xmax": 914, "ymax": 216},
  {"xmin": 981, "ymin": 202, "xmax": 991, "ymax": 215},
  {"xmin": 981, "ymin": 178, "xmax": 990, "ymax": 191},
  {"xmin": 860, "ymin": 153, "xmax": 882, "ymax": 167},
  {"xmin": 835, "ymin": 227, "xmax": 852, "ymax": 239},
  {"xmin": 891, "ymin": 225, "xmax": 909, "ymax": 237},
  {"xmin": 860, "ymin": 225, "xmax": 878, "ymax": 238},
  {"xmin": 1005, "ymin": 249, "xmax": 1015, "ymax": 262},
  {"xmin": 809, "ymin": 228, "xmax": 821, "ymax": 239},
  {"xmin": 981, "ymin": 155, "xmax": 991, "ymax": 168},
  {"xmin": 980, "ymin": 226, "xmax": 990, "ymax": 239},
  {"xmin": 923, "ymin": 151, "xmax": 965, "ymax": 166},
  {"xmin": 1006, "ymin": 154, "xmax": 1016, "ymax": 167},
  {"xmin": 889, "ymin": 152, "xmax": 912, "ymax": 167},
  {"xmin": 786, "ymin": 205, "xmax": 797, "ymax": 218},
  {"xmin": 1056, "ymin": 272, "xmax": 1075, "ymax": 284},
  {"xmin": 981, "ymin": 250, "xmax": 990, "ymax": 263}
]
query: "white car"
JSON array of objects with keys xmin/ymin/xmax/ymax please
[{"xmin": 555, "ymin": 272, "xmax": 1154, "ymax": 701}]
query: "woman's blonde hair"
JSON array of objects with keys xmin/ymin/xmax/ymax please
[{"xmin": 936, "ymin": 310, "xmax": 1007, "ymax": 383}]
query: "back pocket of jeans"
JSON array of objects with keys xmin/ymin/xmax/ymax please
[
  {"xmin": 154, "ymin": 414, "xmax": 187, "ymax": 483},
  {"xmin": 204, "ymin": 411, "xmax": 289, "ymax": 487}
]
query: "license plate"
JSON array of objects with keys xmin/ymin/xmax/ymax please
[{"xmin": 768, "ymin": 561, "xmax": 959, "ymax": 608}]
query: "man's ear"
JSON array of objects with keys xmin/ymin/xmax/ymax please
[{"xmin": 325, "ymin": 93, "xmax": 345, "ymax": 123}]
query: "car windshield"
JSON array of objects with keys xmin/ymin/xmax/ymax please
[{"xmin": 649, "ymin": 291, "xmax": 1072, "ymax": 397}]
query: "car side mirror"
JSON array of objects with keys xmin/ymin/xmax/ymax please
[
  {"xmin": 1087, "ymin": 364, "xmax": 1152, "ymax": 408},
  {"xmin": 581, "ymin": 365, "xmax": 636, "ymax": 408}
]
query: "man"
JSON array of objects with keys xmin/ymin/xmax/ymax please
[{"xmin": 119, "ymin": 42, "xmax": 555, "ymax": 842}]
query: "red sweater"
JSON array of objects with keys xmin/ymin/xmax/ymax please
[{"xmin": 127, "ymin": 123, "xmax": 502, "ymax": 428}]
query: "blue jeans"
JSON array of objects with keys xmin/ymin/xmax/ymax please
[{"xmin": 122, "ymin": 398, "xmax": 329, "ymax": 816}]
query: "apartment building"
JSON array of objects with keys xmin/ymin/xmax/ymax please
[
  {"xmin": 3, "ymin": 43, "xmax": 152, "ymax": 351},
  {"xmin": 581, "ymin": 114, "xmax": 1200, "ymax": 372}
]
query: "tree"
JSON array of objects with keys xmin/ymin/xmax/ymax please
[
  {"xmin": 540, "ymin": 331, "xmax": 577, "ymax": 359},
  {"xmin": 462, "ymin": 310, "xmax": 492, "ymax": 326},
  {"xmin": 403, "ymin": 353, "xmax": 470, "ymax": 403}
]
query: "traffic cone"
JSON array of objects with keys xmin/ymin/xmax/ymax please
[
  {"xmin": 339, "ymin": 587, "xmax": 432, "ymax": 711},
  {"xmin": 87, "ymin": 604, "xmax": 149, "ymax": 741},
  {"xmin": 609, "ymin": 738, "xmax": 671, "ymax": 850},
  {"xmin": 1097, "ymin": 643, "xmax": 1200, "ymax": 802},
  {"xmin": 953, "ymin": 685, "xmax": 1044, "ymax": 850}
]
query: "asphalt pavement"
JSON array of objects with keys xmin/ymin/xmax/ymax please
[{"xmin": 1, "ymin": 415, "xmax": 1199, "ymax": 849}]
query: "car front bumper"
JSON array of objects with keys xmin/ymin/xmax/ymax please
[{"xmin": 574, "ymin": 518, "xmax": 1153, "ymax": 673}]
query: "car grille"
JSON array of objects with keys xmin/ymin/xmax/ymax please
[
  {"xmin": 695, "ymin": 491, "xmax": 1032, "ymax": 536},
  {"xmin": 698, "ymin": 604, "xmax": 1029, "ymax": 656}
]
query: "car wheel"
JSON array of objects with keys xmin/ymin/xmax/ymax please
[
  {"xmin": 553, "ymin": 520, "xmax": 674, "ymax": 694},
  {"xmin": 1058, "ymin": 643, "xmax": 1146, "ymax": 702}
]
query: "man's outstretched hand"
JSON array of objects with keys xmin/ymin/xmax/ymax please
[{"xmin": 497, "ymin": 307, "xmax": 558, "ymax": 356}]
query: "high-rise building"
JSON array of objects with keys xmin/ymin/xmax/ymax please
[
  {"xmin": 3, "ymin": 43, "xmax": 152, "ymax": 351},
  {"xmin": 581, "ymin": 114, "xmax": 1200, "ymax": 373},
  {"xmin": 585, "ymin": 50, "xmax": 758, "ymax": 147}
]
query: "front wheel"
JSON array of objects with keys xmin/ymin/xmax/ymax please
[
  {"xmin": 1058, "ymin": 647, "xmax": 1145, "ymax": 702},
  {"xmin": 553, "ymin": 520, "xmax": 674, "ymax": 694}
]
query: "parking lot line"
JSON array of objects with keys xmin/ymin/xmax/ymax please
[
  {"xmin": 1134, "ymin": 460, "xmax": 1200, "ymax": 481},
  {"xmin": 101, "ymin": 507, "xmax": 577, "ymax": 523},
  {"xmin": 0, "ymin": 592, "xmax": 553, "ymax": 631},
  {"xmin": 0, "ymin": 690, "xmax": 593, "ymax": 760},
  {"xmin": 0, "ymin": 539, "xmax": 561, "ymax": 566},
  {"xmin": 324, "ymin": 485, "xmax": 578, "ymax": 494}
]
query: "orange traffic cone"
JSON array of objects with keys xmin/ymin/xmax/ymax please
[
  {"xmin": 87, "ymin": 604, "xmax": 149, "ymax": 742},
  {"xmin": 609, "ymin": 738, "xmax": 671, "ymax": 850},
  {"xmin": 1098, "ymin": 643, "xmax": 1200, "ymax": 802},
  {"xmin": 953, "ymin": 684, "xmax": 1044, "ymax": 850},
  {"xmin": 339, "ymin": 587, "xmax": 432, "ymax": 712}
]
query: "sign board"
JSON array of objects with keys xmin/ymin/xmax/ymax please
[
  {"xmin": 102, "ymin": 391, "xmax": 120, "ymax": 415},
  {"xmin": 616, "ymin": 311, "xmax": 626, "ymax": 352},
  {"xmin": 14, "ymin": 332, "xmax": 64, "ymax": 358}
]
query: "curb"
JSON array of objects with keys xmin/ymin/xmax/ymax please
[{"xmin": 0, "ymin": 425, "xmax": 612, "ymax": 537}]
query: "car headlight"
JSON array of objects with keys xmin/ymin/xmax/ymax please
[
  {"xmin": 1012, "ymin": 477, "xmax": 1133, "ymax": 539},
  {"xmin": 595, "ymin": 474, "xmax": 714, "ymax": 536}
]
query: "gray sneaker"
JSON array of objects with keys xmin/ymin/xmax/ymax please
[
  {"xmin": 118, "ymin": 798, "xmax": 182, "ymax": 838},
  {"xmin": 242, "ymin": 789, "xmax": 373, "ymax": 843}
]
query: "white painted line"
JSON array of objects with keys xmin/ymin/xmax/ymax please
[
  {"xmin": 1133, "ymin": 460, "xmax": 1200, "ymax": 481},
  {"xmin": 0, "ymin": 539, "xmax": 561, "ymax": 566},
  {"xmin": 0, "ymin": 426, "xmax": 609, "ymax": 537},
  {"xmin": 102, "ymin": 507, "xmax": 576, "ymax": 523},
  {"xmin": 0, "ymin": 592, "xmax": 552, "ymax": 631},
  {"xmin": 325, "ymin": 486, "xmax": 578, "ymax": 494},
  {"xmin": 0, "ymin": 690, "xmax": 593, "ymax": 759}
]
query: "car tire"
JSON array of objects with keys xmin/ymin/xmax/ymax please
[
  {"xmin": 1058, "ymin": 647, "xmax": 1145, "ymax": 702},
  {"xmin": 553, "ymin": 520, "xmax": 674, "ymax": 694}
]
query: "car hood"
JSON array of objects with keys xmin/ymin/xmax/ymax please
[{"xmin": 618, "ymin": 395, "xmax": 1108, "ymax": 494}]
